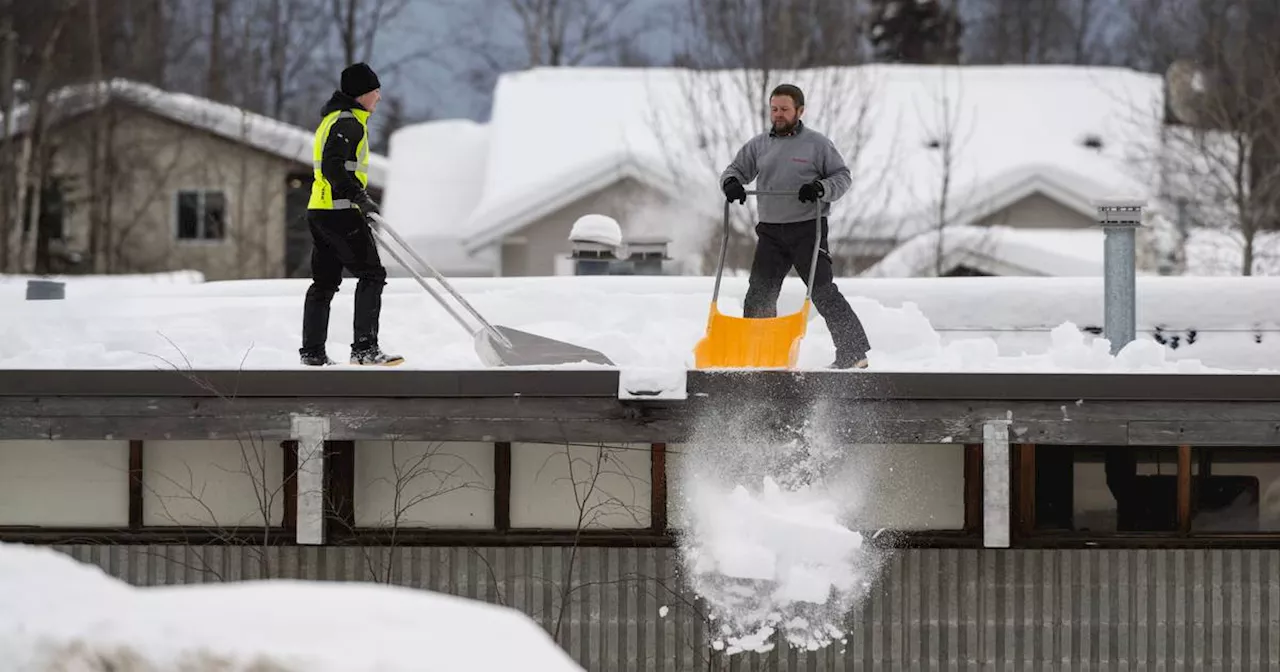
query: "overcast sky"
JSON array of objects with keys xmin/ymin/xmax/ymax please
[{"xmin": 364, "ymin": 0, "xmax": 679, "ymax": 124}]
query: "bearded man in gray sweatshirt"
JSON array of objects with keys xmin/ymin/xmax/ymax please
[{"xmin": 720, "ymin": 83, "xmax": 871, "ymax": 369}]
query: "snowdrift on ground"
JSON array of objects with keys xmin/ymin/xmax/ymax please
[{"xmin": 0, "ymin": 542, "xmax": 583, "ymax": 672}]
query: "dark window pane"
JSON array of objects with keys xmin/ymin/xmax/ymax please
[
  {"xmin": 177, "ymin": 191, "xmax": 199, "ymax": 239},
  {"xmin": 203, "ymin": 191, "xmax": 226, "ymax": 239},
  {"xmin": 1034, "ymin": 446, "xmax": 1180, "ymax": 533}
]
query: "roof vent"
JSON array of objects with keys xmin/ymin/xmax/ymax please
[{"xmin": 1079, "ymin": 133, "xmax": 1104, "ymax": 151}]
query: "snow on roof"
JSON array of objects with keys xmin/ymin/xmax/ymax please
[
  {"xmin": 7, "ymin": 274, "xmax": 1280, "ymax": 374},
  {"xmin": 863, "ymin": 225, "xmax": 1106, "ymax": 277},
  {"xmin": 2, "ymin": 78, "xmax": 389, "ymax": 187},
  {"xmin": 385, "ymin": 64, "xmax": 1169, "ymax": 266},
  {"xmin": 863, "ymin": 223, "xmax": 1280, "ymax": 278}
]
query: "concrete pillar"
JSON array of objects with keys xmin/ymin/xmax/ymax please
[
  {"xmin": 983, "ymin": 420, "xmax": 1011, "ymax": 548},
  {"xmin": 291, "ymin": 415, "xmax": 329, "ymax": 545}
]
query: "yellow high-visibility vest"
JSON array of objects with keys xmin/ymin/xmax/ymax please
[{"xmin": 307, "ymin": 108, "xmax": 370, "ymax": 210}]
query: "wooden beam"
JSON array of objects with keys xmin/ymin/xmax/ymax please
[
  {"xmin": 493, "ymin": 442, "xmax": 511, "ymax": 531},
  {"xmin": 10, "ymin": 396, "xmax": 1280, "ymax": 445},
  {"xmin": 128, "ymin": 440, "xmax": 143, "ymax": 529},
  {"xmin": 324, "ymin": 440, "xmax": 355, "ymax": 540},
  {"xmin": 12, "ymin": 368, "xmax": 1280, "ymax": 401},
  {"xmin": 1016, "ymin": 443, "xmax": 1036, "ymax": 537},
  {"xmin": 281, "ymin": 440, "xmax": 297, "ymax": 530},
  {"xmin": 963, "ymin": 443, "xmax": 982, "ymax": 534},
  {"xmin": 651, "ymin": 443, "xmax": 668, "ymax": 532},
  {"xmin": 0, "ymin": 526, "xmax": 983, "ymax": 549},
  {"xmin": 1178, "ymin": 444, "xmax": 1192, "ymax": 534}
]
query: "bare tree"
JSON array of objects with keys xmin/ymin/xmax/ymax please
[
  {"xmin": 345, "ymin": 436, "xmax": 492, "ymax": 584},
  {"xmin": 1134, "ymin": 0, "xmax": 1280, "ymax": 275},
  {"xmin": 910, "ymin": 67, "xmax": 978, "ymax": 276},
  {"xmin": 328, "ymin": 0, "xmax": 410, "ymax": 66},
  {"xmin": 962, "ymin": 0, "xmax": 1111, "ymax": 66},
  {"xmin": 441, "ymin": 0, "xmax": 660, "ymax": 112},
  {"xmin": 643, "ymin": 0, "xmax": 897, "ymax": 274}
]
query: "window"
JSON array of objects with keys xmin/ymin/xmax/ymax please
[
  {"xmin": 1190, "ymin": 447, "xmax": 1280, "ymax": 532},
  {"xmin": 1022, "ymin": 445, "xmax": 1280, "ymax": 539},
  {"xmin": 1030, "ymin": 445, "xmax": 1181, "ymax": 533},
  {"xmin": 176, "ymin": 190, "xmax": 226, "ymax": 241}
]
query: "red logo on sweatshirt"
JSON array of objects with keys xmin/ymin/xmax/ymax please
[{"xmin": 791, "ymin": 157, "xmax": 810, "ymax": 164}]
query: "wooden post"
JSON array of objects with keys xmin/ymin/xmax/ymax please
[
  {"xmin": 983, "ymin": 421, "xmax": 1011, "ymax": 548},
  {"xmin": 1178, "ymin": 444, "xmax": 1192, "ymax": 534}
]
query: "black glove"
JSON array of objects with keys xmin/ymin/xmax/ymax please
[
  {"xmin": 722, "ymin": 177, "xmax": 746, "ymax": 204},
  {"xmin": 798, "ymin": 180, "xmax": 824, "ymax": 203},
  {"xmin": 355, "ymin": 193, "xmax": 380, "ymax": 226}
]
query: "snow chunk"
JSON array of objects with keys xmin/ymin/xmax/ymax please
[{"xmin": 0, "ymin": 542, "xmax": 583, "ymax": 671}]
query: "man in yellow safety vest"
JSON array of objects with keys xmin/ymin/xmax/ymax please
[{"xmin": 299, "ymin": 62, "xmax": 403, "ymax": 367}]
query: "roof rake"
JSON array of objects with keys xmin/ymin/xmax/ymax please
[{"xmin": 368, "ymin": 213, "xmax": 615, "ymax": 368}]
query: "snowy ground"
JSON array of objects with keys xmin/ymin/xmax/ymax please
[
  {"xmin": 0, "ymin": 542, "xmax": 582, "ymax": 671},
  {"xmin": 2, "ymin": 274, "xmax": 1278, "ymax": 374}
]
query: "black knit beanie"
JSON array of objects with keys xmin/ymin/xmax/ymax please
[{"xmin": 341, "ymin": 63, "xmax": 381, "ymax": 98}]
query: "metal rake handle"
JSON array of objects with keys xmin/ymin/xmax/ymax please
[
  {"xmin": 368, "ymin": 214, "xmax": 513, "ymax": 349},
  {"xmin": 711, "ymin": 189, "xmax": 824, "ymax": 305}
]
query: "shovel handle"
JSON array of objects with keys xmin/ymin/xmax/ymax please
[
  {"xmin": 711, "ymin": 189, "xmax": 824, "ymax": 305},
  {"xmin": 368, "ymin": 214, "xmax": 513, "ymax": 349}
]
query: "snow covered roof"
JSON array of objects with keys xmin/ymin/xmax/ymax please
[
  {"xmin": 863, "ymin": 225, "xmax": 1106, "ymax": 277},
  {"xmin": 7, "ymin": 273, "xmax": 1280, "ymax": 373},
  {"xmin": 382, "ymin": 63, "xmax": 1168, "ymax": 266},
  {"xmin": 1, "ymin": 78, "xmax": 389, "ymax": 187},
  {"xmin": 864, "ymin": 224, "xmax": 1280, "ymax": 278}
]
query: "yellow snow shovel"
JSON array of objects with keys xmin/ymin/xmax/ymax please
[{"xmin": 693, "ymin": 190, "xmax": 823, "ymax": 370}]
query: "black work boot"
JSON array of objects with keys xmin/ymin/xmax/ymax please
[
  {"xmin": 300, "ymin": 350, "xmax": 336, "ymax": 367},
  {"xmin": 350, "ymin": 344, "xmax": 404, "ymax": 366},
  {"xmin": 830, "ymin": 351, "xmax": 868, "ymax": 370}
]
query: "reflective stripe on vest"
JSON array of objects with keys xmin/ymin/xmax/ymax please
[{"xmin": 308, "ymin": 108, "xmax": 371, "ymax": 210}]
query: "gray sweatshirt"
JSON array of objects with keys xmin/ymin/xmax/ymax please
[{"xmin": 719, "ymin": 122, "xmax": 852, "ymax": 224}]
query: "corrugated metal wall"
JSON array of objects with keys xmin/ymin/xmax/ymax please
[{"xmin": 52, "ymin": 545, "xmax": 1280, "ymax": 670}]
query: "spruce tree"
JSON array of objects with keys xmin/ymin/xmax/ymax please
[{"xmin": 867, "ymin": 0, "xmax": 963, "ymax": 64}]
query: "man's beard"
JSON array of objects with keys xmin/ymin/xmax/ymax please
[{"xmin": 772, "ymin": 118, "xmax": 797, "ymax": 134}]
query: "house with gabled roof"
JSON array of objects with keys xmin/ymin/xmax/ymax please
[
  {"xmin": 2, "ymin": 79, "xmax": 389, "ymax": 280},
  {"xmin": 381, "ymin": 63, "xmax": 1181, "ymax": 278}
]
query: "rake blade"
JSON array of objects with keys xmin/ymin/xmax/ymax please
[{"xmin": 474, "ymin": 325, "xmax": 615, "ymax": 367}]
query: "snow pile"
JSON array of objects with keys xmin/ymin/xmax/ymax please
[
  {"xmin": 0, "ymin": 542, "xmax": 582, "ymax": 672},
  {"xmin": 868, "ymin": 320, "xmax": 1225, "ymax": 373},
  {"xmin": 673, "ymin": 400, "xmax": 885, "ymax": 655}
]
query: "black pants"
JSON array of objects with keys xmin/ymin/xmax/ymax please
[
  {"xmin": 743, "ymin": 218, "xmax": 871, "ymax": 360},
  {"xmin": 300, "ymin": 210, "xmax": 387, "ymax": 355}
]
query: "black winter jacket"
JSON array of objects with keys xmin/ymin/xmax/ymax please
[{"xmin": 317, "ymin": 91, "xmax": 376, "ymax": 210}]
